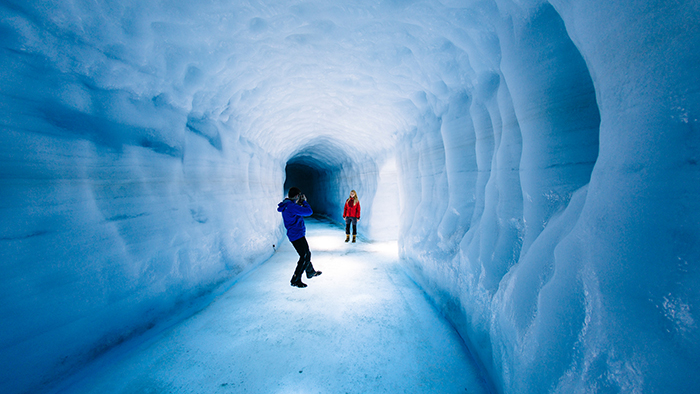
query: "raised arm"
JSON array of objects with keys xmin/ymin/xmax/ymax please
[{"xmin": 289, "ymin": 200, "xmax": 313, "ymax": 217}]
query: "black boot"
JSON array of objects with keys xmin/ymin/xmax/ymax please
[
  {"xmin": 291, "ymin": 275, "xmax": 307, "ymax": 288},
  {"xmin": 291, "ymin": 280, "xmax": 307, "ymax": 288}
]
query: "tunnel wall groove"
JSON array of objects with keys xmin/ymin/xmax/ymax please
[
  {"xmin": 395, "ymin": 1, "xmax": 699, "ymax": 393},
  {"xmin": 0, "ymin": 39, "xmax": 285, "ymax": 391}
]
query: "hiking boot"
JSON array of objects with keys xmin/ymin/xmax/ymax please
[
  {"xmin": 345, "ymin": 234, "xmax": 350, "ymax": 242},
  {"xmin": 307, "ymin": 271, "xmax": 322, "ymax": 279},
  {"xmin": 291, "ymin": 281, "xmax": 307, "ymax": 288},
  {"xmin": 352, "ymin": 235, "xmax": 357, "ymax": 243}
]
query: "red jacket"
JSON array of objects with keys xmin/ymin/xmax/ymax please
[{"xmin": 343, "ymin": 199, "xmax": 361, "ymax": 218}]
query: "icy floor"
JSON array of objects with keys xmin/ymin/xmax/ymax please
[{"xmin": 53, "ymin": 218, "xmax": 491, "ymax": 394}]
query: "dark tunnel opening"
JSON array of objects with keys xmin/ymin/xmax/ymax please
[
  {"xmin": 284, "ymin": 159, "xmax": 339, "ymax": 219},
  {"xmin": 283, "ymin": 138, "xmax": 360, "ymax": 222},
  {"xmin": 284, "ymin": 162, "xmax": 325, "ymax": 212}
]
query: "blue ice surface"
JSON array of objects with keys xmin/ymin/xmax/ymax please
[
  {"xmin": 1, "ymin": 0, "xmax": 699, "ymax": 393},
  {"xmin": 46, "ymin": 219, "xmax": 493, "ymax": 394}
]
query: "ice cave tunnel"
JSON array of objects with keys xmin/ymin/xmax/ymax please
[{"xmin": 1, "ymin": 0, "xmax": 699, "ymax": 393}]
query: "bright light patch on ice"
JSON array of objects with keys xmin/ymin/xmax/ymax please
[{"xmin": 306, "ymin": 234, "xmax": 346, "ymax": 252}]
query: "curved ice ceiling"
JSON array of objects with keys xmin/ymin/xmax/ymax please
[{"xmin": 6, "ymin": 0, "xmax": 483, "ymax": 158}]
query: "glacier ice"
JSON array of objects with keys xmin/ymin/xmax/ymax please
[{"xmin": 1, "ymin": 0, "xmax": 699, "ymax": 393}]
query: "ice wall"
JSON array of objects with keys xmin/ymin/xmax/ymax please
[
  {"xmin": 397, "ymin": 1, "xmax": 700, "ymax": 393},
  {"xmin": 0, "ymin": 24, "xmax": 284, "ymax": 394},
  {"xmin": 0, "ymin": 0, "xmax": 698, "ymax": 393}
]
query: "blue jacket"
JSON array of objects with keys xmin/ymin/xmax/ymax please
[{"xmin": 277, "ymin": 198, "xmax": 313, "ymax": 241}]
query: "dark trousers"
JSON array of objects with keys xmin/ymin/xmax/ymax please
[
  {"xmin": 290, "ymin": 236, "xmax": 316, "ymax": 283},
  {"xmin": 345, "ymin": 217, "xmax": 358, "ymax": 235}
]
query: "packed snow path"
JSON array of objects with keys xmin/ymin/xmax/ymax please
[{"xmin": 53, "ymin": 218, "xmax": 491, "ymax": 394}]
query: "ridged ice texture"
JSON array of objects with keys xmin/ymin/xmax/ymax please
[
  {"xmin": 0, "ymin": 1, "xmax": 698, "ymax": 393},
  {"xmin": 397, "ymin": 1, "xmax": 700, "ymax": 393}
]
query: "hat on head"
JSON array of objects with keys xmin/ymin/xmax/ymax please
[{"xmin": 288, "ymin": 187, "xmax": 301, "ymax": 199}]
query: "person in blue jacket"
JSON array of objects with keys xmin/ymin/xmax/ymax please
[{"xmin": 277, "ymin": 187, "xmax": 322, "ymax": 288}]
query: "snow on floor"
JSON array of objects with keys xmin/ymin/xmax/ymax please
[{"xmin": 53, "ymin": 218, "xmax": 491, "ymax": 394}]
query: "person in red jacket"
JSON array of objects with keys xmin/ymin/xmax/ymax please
[{"xmin": 343, "ymin": 190, "xmax": 361, "ymax": 243}]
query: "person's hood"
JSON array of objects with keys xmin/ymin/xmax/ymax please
[{"xmin": 277, "ymin": 198, "xmax": 292, "ymax": 212}]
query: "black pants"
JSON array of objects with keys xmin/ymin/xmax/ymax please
[
  {"xmin": 345, "ymin": 217, "xmax": 358, "ymax": 235},
  {"xmin": 290, "ymin": 236, "xmax": 316, "ymax": 283}
]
